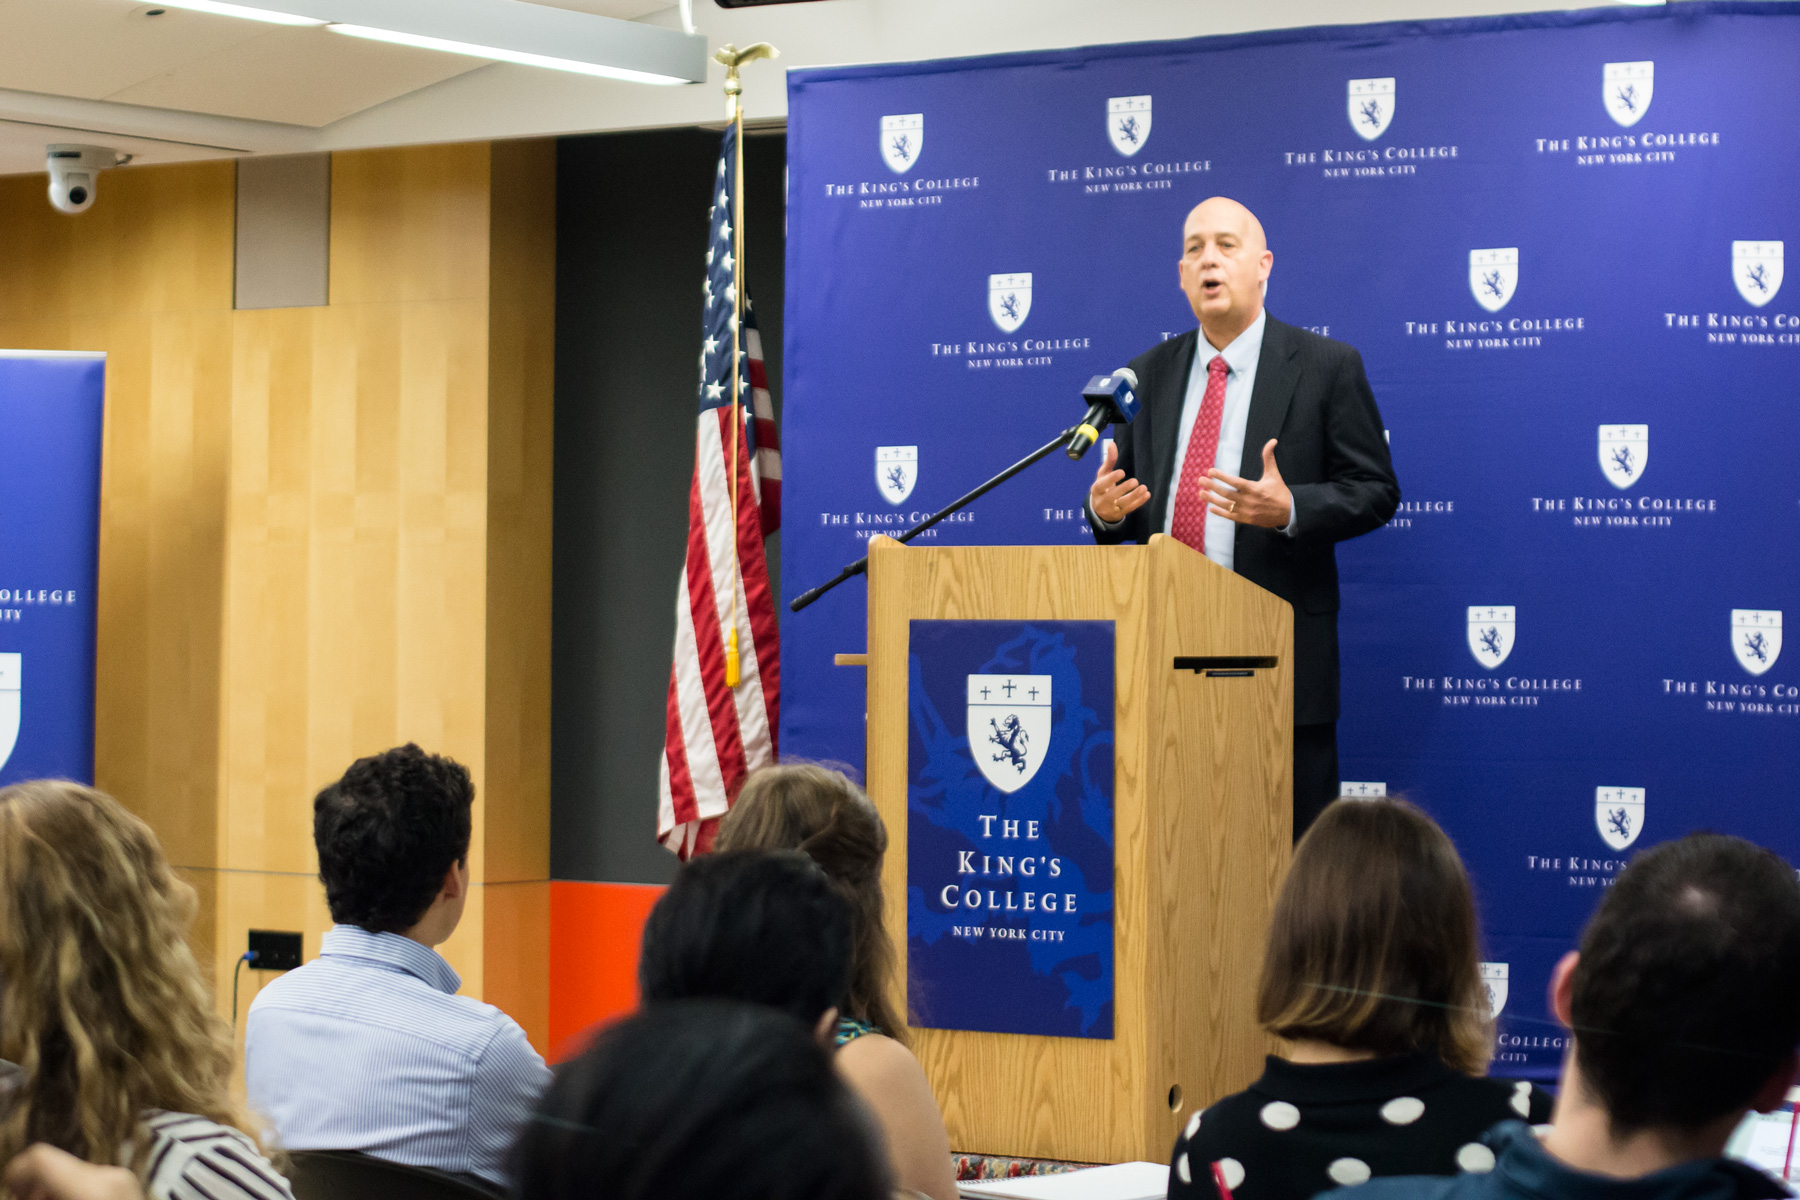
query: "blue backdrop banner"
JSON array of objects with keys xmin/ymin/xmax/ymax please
[
  {"xmin": 0, "ymin": 352, "xmax": 105, "ymax": 786},
  {"xmin": 781, "ymin": 4, "xmax": 1800, "ymax": 1077},
  {"xmin": 907, "ymin": 620, "xmax": 1115, "ymax": 1038}
]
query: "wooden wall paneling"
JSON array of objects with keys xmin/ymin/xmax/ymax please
[
  {"xmin": 0, "ymin": 144, "xmax": 556, "ymax": 1046},
  {"xmin": 481, "ymin": 138, "xmax": 556, "ymax": 1054}
]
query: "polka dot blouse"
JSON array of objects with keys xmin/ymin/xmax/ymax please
[{"xmin": 1168, "ymin": 1053, "xmax": 1552, "ymax": 1200}]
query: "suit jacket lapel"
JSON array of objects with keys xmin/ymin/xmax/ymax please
[
  {"xmin": 1150, "ymin": 330, "xmax": 1197, "ymax": 532},
  {"xmin": 1240, "ymin": 315, "xmax": 1300, "ymax": 481}
]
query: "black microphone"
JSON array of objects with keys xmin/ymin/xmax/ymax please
[{"xmin": 1065, "ymin": 368, "xmax": 1140, "ymax": 461}]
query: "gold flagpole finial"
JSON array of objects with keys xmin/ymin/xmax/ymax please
[{"xmin": 715, "ymin": 42, "xmax": 779, "ymax": 116}]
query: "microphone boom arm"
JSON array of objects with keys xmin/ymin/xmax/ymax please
[{"xmin": 788, "ymin": 423, "xmax": 1081, "ymax": 613}]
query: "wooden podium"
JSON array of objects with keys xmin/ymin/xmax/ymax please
[{"xmin": 859, "ymin": 533, "xmax": 1294, "ymax": 1166}]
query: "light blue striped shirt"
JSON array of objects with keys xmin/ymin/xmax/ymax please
[{"xmin": 245, "ymin": 926, "xmax": 550, "ymax": 1187}]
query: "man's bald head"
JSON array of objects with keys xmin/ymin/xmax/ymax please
[{"xmin": 1178, "ymin": 196, "xmax": 1273, "ymax": 349}]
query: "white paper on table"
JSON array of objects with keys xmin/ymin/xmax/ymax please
[{"xmin": 958, "ymin": 1161, "xmax": 1168, "ymax": 1200}]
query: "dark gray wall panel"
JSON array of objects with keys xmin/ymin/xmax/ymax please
[{"xmin": 552, "ymin": 128, "xmax": 786, "ymax": 885}]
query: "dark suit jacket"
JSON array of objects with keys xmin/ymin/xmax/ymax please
[{"xmin": 1086, "ymin": 314, "xmax": 1400, "ymax": 725}]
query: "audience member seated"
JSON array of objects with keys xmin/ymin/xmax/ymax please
[
  {"xmin": 0, "ymin": 781, "xmax": 294, "ymax": 1200},
  {"xmin": 513, "ymin": 999, "xmax": 892, "ymax": 1200},
  {"xmin": 245, "ymin": 744, "xmax": 549, "ymax": 1188},
  {"xmin": 716, "ymin": 765, "xmax": 960, "ymax": 1200},
  {"xmin": 638, "ymin": 848, "xmax": 855, "ymax": 1038},
  {"xmin": 1170, "ymin": 798, "xmax": 1550, "ymax": 1200},
  {"xmin": 1335, "ymin": 833, "xmax": 1800, "ymax": 1200}
]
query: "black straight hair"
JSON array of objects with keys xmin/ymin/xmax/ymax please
[
  {"xmin": 512, "ymin": 1000, "xmax": 891, "ymax": 1200},
  {"xmin": 638, "ymin": 849, "xmax": 853, "ymax": 1026}
]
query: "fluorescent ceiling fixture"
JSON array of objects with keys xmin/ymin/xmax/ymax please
[
  {"xmin": 155, "ymin": 0, "xmax": 327, "ymax": 24},
  {"xmin": 1612, "ymin": 0, "xmax": 1666, "ymax": 5},
  {"xmin": 327, "ymin": 22, "xmax": 688, "ymax": 84}
]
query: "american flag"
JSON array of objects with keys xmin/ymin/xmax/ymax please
[{"xmin": 658, "ymin": 122, "xmax": 781, "ymax": 859}]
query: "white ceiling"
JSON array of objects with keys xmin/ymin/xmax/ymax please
[{"xmin": 0, "ymin": 0, "xmax": 1689, "ymax": 179}]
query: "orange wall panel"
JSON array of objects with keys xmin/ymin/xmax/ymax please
[{"xmin": 548, "ymin": 880, "xmax": 665, "ymax": 1061}]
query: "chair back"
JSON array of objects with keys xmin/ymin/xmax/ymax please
[{"xmin": 286, "ymin": 1150, "xmax": 503, "ymax": 1200}]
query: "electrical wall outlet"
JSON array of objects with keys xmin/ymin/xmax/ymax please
[{"xmin": 248, "ymin": 929, "xmax": 303, "ymax": 971}]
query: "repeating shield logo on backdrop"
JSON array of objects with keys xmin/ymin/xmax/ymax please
[
  {"xmin": 1468, "ymin": 606, "xmax": 1515, "ymax": 670},
  {"xmin": 1596, "ymin": 787, "xmax": 1646, "ymax": 851},
  {"xmin": 1603, "ymin": 61, "xmax": 1653, "ymax": 127},
  {"xmin": 0, "ymin": 654, "xmax": 17, "ymax": 773},
  {"xmin": 1598, "ymin": 425, "xmax": 1648, "ymax": 490},
  {"xmin": 1480, "ymin": 963, "xmax": 1509, "ymax": 1017},
  {"xmin": 880, "ymin": 114, "xmax": 923, "ymax": 174},
  {"xmin": 967, "ymin": 673, "xmax": 1052, "ymax": 794},
  {"xmin": 1107, "ymin": 96, "xmax": 1152, "ymax": 156},
  {"xmin": 1347, "ymin": 78, "xmax": 1395, "ymax": 141},
  {"xmin": 988, "ymin": 273, "xmax": 1032, "ymax": 333},
  {"xmin": 1732, "ymin": 610, "xmax": 1783, "ymax": 676},
  {"xmin": 1732, "ymin": 241, "xmax": 1784, "ymax": 307},
  {"xmin": 875, "ymin": 446, "xmax": 917, "ymax": 505},
  {"xmin": 1469, "ymin": 249, "xmax": 1518, "ymax": 313}
]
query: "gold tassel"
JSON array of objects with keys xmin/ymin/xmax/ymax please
[{"xmin": 725, "ymin": 624, "xmax": 741, "ymax": 688}]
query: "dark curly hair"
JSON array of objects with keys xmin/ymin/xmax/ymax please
[{"xmin": 313, "ymin": 743, "xmax": 473, "ymax": 933}]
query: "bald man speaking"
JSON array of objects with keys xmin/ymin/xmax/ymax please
[{"xmin": 1086, "ymin": 197, "xmax": 1399, "ymax": 837}]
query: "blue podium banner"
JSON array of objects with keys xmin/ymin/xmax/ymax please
[
  {"xmin": 0, "ymin": 352, "xmax": 105, "ymax": 786},
  {"xmin": 907, "ymin": 620, "xmax": 1115, "ymax": 1039},
  {"xmin": 783, "ymin": 5, "xmax": 1800, "ymax": 1078}
]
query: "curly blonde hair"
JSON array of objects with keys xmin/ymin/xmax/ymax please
[{"xmin": 0, "ymin": 780, "xmax": 249, "ymax": 1171}]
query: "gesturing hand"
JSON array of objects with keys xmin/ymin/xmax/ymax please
[
  {"xmin": 1089, "ymin": 441, "xmax": 1151, "ymax": 524},
  {"xmin": 1203, "ymin": 439, "xmax": 1293, "ymax": 529}
]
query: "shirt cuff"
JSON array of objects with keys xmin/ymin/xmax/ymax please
[
  {"xmin": 1088, "ymin": 496, "xmax": 1126, "ymax": 532},
  {"xmin": 1281, "ymin": 495, "xmax": 1298, "ymax": 537}
]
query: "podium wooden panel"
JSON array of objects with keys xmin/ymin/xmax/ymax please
[{"xmin": 862, "ymin": 533, "xmax": 1293, "ymax": 1166}]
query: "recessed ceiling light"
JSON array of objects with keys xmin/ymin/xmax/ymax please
[{"xmin": 151, "ymin": 0, "xmax": 326, "ymax": 25}]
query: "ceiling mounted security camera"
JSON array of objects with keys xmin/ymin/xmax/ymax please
[{"xmin": 46, "ymin": 144, "xmax": 132, "ymax": 215}]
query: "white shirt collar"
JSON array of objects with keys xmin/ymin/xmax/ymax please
[{"xmin": 1198, "ymin": 307, "xmax": 1267, "ymax": 380}]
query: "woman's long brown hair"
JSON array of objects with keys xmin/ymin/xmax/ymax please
[
  {"xmin": 1256, "ymin": 797, "xmax": 1494, "ymax": 1074},
  {"xmin": 0, "ymin": 781, "xmax": 251, "ymax": 1171},
  {"xmin": 716, "ymin": 764, "xmax": 909, "ymax": 1046}
]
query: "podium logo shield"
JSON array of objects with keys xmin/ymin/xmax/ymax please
[
  {"xmin": 1468, "ymin": 606, "xmax": 1515, "ymax": 670},
  {"xmin": 1469, "ymin": 249, "xmax": 1518, "ymax": 313},
  {"xmin": 1107, "ymin": 96, "xmax": 1152, "ymax": 156},
  {"xmin": 1732, "ymin": 610, "xmax": 1782, "ymax": 676},
  {"xmin": 880, "ymin": 114, "xmax": 923, "ymax": 174},
  {"xmin": 1733, "ymin": 241, "xmax": 1783, "ymax": 307},
  {"xmin": 0, "ymin": 654, "xmax": 18, "ymax": 773},
  {"xmin": 876, "ymin": 446, "xmax": 917, "ymax": 505},
  {"xmin": 1603, "ymin": 62, "xmax": 1653, "ymax": 128},
  {"xmin": 1596, "ymin": 787, "xmax": 1645, "ymax": 851},
  {"xmin": 968, "ymin": 673, "xmax": 1052, "ymax": 794},
  {"xmin": 988, "ymin": 273, "xmax": 1032, "ymax": 333},
  {"xmin": 1598, "ymin": 425, "xmax": 1648, "ymax": 490},
  {"xmin": 1480, "ymin": 963, "xmax": 1508, "ymax": 1016},
  {"xmin": 1348, "ymin": 78, "xmax": 1395, "ymax": 141}
]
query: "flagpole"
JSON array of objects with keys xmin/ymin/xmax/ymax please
[{"xmin": 716, "ymin": 41, "xmax": 777, "ymax": 690}]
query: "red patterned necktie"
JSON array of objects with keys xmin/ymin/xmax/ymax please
[{"xmin": 1169, "ymin": 354, "xmax": 1230, "ymax": 554}]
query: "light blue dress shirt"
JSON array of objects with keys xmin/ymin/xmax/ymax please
[
  {"xmin": 1095, "ymin": 309, "xmax": 1295, "ymax": 567},
  {"xmin": 1163, "ymin": 308, "xmax": 1270, "ymax": 571},
  {"xmin": 245, "ymin": 925, "xmax": 551, "ymax": 1188}
]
